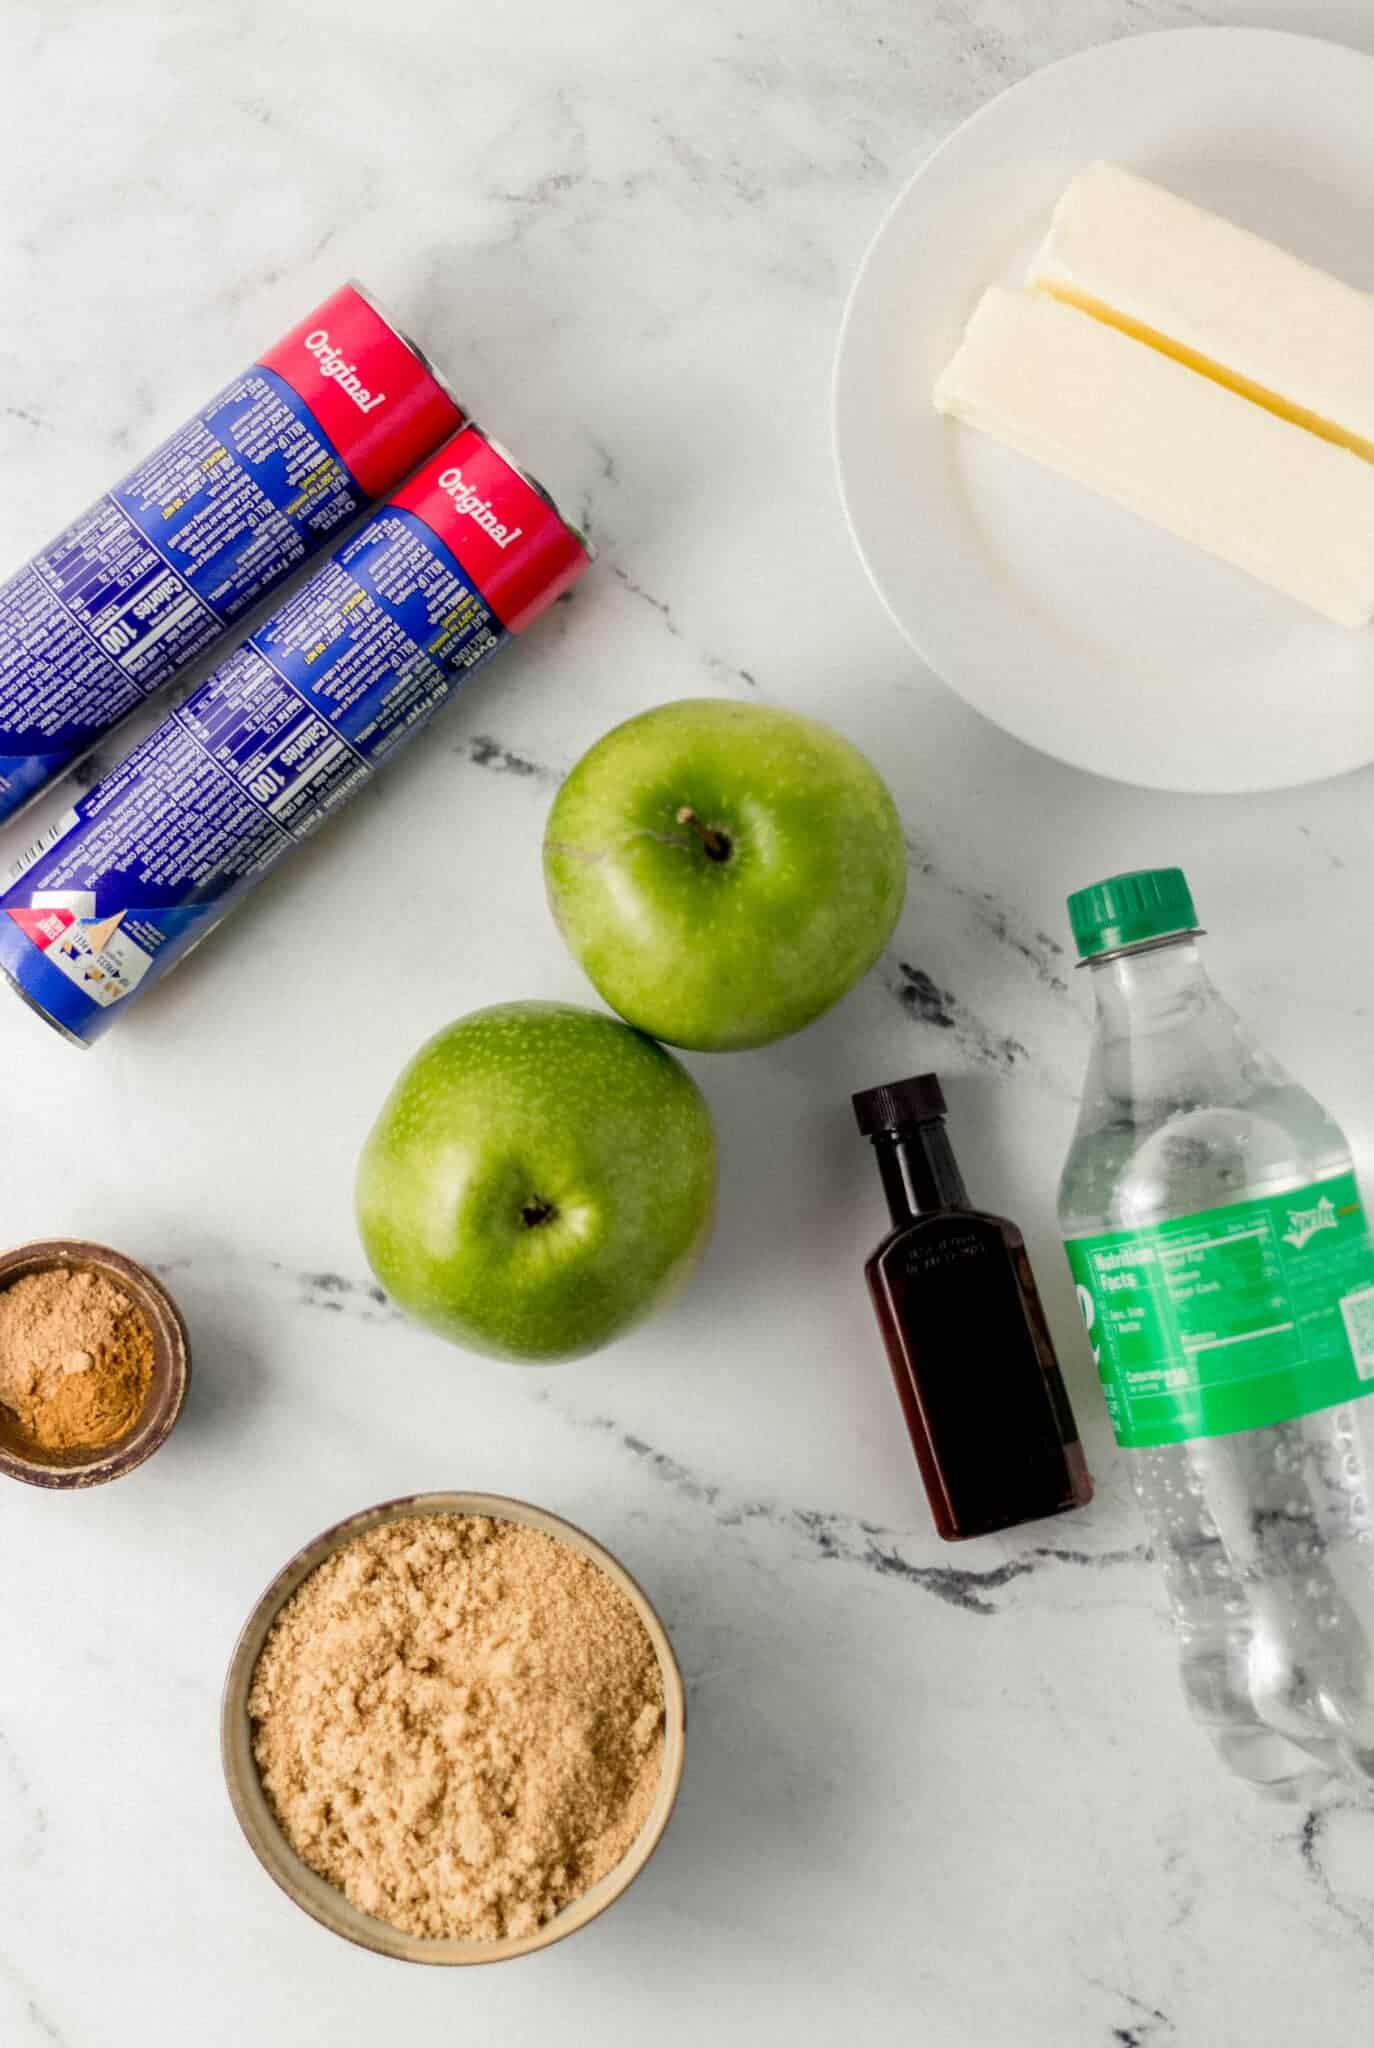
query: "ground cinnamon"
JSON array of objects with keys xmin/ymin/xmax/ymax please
[
  {"xmin": 0, "ymin": 1267, "xmax": 153, "ymax": 1451},
  {"xmin": 249, "ymin": 1513, "xmax": 666, "ymax": 1940}
]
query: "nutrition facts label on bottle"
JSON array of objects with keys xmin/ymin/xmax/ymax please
[{"xmin": 1067, "ymin": 1172, "xmax": 1374, "ymax": 1444}]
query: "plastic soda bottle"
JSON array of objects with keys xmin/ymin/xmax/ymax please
[{"xmin": 1060, "ymin": 867, "xmax": 1374, "ymax": 1791}]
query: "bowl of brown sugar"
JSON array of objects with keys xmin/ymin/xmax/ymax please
[
  {"xmin": 0, "ymin": 1240, "xmax": 190, "ymax": 1488},
  {"xmin": 221, "ymin": 1492, "xmax": 687, "ymax": 1964}
]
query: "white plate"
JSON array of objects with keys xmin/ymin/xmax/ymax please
[{"xmin": 833, "ymin": 28, "xmax": 1374, "ymax": 795}]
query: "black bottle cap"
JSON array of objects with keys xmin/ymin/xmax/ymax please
[{"xmin": 852, "ymin": 1073, "xmax": 947, "ymax": 1137}]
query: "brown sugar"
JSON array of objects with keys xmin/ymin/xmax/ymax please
[
  {"xmin": 0, "ymin": 1267, "xmax": 153, "ymax": 1451},
  {"xmin": 248, "ymin": 1514, "xmax": 666, "ymax": 1941}
]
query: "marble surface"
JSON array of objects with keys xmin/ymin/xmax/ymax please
[{"xmin": 3, "ymin": 1, "xmax": 1374, "ymax": 2041}]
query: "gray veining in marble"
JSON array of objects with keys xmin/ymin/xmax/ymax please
[{"xmin": 3, "ymin": 2, "xmax": 1374, "ymax": 2044}]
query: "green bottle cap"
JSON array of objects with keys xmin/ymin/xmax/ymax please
[{"xmin": 1067, "ymin": 867, "xmax": 1199, "ymax": 961}]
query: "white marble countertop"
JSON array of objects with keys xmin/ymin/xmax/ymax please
[{"xmin": 3, "ymin": 1, "xmax": 1374, "ymax": 2041}]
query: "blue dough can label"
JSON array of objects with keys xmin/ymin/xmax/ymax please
[
  {"xmin": 0, "ymin": 284, "xmax": 463, "ymax": 823},
  {"xmin": 0, "ymin": 427, "xmax": 590, "ymax": 1046}
]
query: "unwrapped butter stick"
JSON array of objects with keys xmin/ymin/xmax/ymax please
[
  {"xmin": 934, "ymin": 287, "xmax": 1374, "ymax": 627},
  {"xmin": 1029, "ymin": 162, "xmax": 1374, "ymax": 462}
]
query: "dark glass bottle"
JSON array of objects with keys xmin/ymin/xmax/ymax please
[{"xmin": 854, "ymin": 1073, "xmax": 1092, "ymax": 1542}]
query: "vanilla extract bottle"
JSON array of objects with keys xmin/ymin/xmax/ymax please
[{"xmin": 854, "ymin": 1074, "xmax": 1092, "ymax": 1541}]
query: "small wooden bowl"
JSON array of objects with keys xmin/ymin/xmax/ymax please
[
  {"xmin": 221, "ymin": 1491, "xmax": 687, "ymax": 1964},
  {"xmin": 0, "ymin": 1239, "xmax": 190, "ymax": 1489}
]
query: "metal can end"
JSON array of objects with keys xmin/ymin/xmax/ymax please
[
  {"xmin": 479, "ymin": 430, "xmax": 597, "ymax": 563},
  {"xmin": 346, "ymin": 277, "xmax": 468, "ymax": 422}
]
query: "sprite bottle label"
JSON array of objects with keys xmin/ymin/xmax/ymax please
[{"xmin": 1065, "ymin": 1170, "xmax": 1374, "ymax": 1447}]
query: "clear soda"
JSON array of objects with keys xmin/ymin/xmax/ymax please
[{"xmin": 1060, "ymin": 868, "xmax": 1374, "ymax": 1793}]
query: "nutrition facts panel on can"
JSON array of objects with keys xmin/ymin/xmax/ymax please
[
  {"xmin": 26, "ymin": 723, "xmax": 283, "ymax": 904},
  {"xmin": 179, "ymin": 643, "xmax": 369, "ymax": 833},
  {"xmin": 0, "ymin": 423, "xmax": 590, "ymax": 1043},
  {"xmin": 109, "ymin": 372, "xmax": 363, "ymax": 617},
  {"xmin": 0, "ymin": 368, "xmax": 364, "ymax": 806},
  {"xmin": 35, "ymin": 497, "xmax": 215, "ymax": 688},
  {"xmin": 179, "ymin": 511, "xmax": 506, "ymax": 834},
  {"xmin": 0, "ymin": 504, "xmax": 511, "ymax": 1036}
]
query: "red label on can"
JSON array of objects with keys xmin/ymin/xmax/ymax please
[
  {"xmin": 393, "ymin": 427, "xmax": 590, "ymax": 631},
  {"xmin": 260, "ymin": 283, "xmax": 463, "ymax": 500},
  {"xmin": 8, "ymin": 906, "xmax": 71, "ymax": 951}
]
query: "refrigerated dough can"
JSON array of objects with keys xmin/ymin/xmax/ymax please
[
  {"xmin": 0, "ymin": 426, "xmax": 591, "ymax": 1045},
  {"xmin": 0, "ymin": 281, "xmax": 464, "ymax": 822}
]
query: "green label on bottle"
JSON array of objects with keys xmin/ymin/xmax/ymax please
[{"xmin": 1065, "ymin": 1171, "xmax": 1374, "ymax": 1446}]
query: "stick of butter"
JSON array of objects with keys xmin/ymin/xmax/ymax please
[
  {"xmin": 1029, "ymin": 162, "xmax": 1374, "ymax": 463},
  {"xmin": 933, "ymin": 288, "xmax": 1374, "ymax": 627}
]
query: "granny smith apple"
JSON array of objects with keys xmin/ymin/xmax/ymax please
[
  {"xmin": 356, "ymin": 1001, "xmax": 717, "ymax": 1362},
  {"xmin": 544, "ymin": 699, "xmax": 906, "ymax": 1051}
]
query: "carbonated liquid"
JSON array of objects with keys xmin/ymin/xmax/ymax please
[{"xmin": 1060, "ymin": 929, "xmax": 1374, "ymax": 1793}]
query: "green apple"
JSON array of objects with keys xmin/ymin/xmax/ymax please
[
  {"xmin": 544, "ymin": 699, "xmax": 907, "ymax": 1051},
  {"xmin": 356, "ymin": 1001, "xmax": 717, "ymax": 1362}
]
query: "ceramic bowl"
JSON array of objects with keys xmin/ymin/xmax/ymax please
[
  {"xmin": 0, "ymin": 1239, "xmax": 190, "ymax": 1489},
  {"xmin": 221, "ymin": 1490, "xmax": 687, "ymax": 1964}
]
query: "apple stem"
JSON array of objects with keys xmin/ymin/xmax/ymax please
[{"xmin": 676, "ymin": 806, "xmax": 732, "ymax": 863}]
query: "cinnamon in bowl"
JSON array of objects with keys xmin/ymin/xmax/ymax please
[{"xmin": 0, "ymin": 1241, "xmax": 190, "ymax": 1488}]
